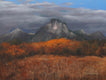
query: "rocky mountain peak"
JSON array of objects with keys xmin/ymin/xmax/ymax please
[
  {"xmin": 45, "ymin": 19, "xmax": 69, "ymax": 35},
  {"xmin": 80, "ymin": 29, "xmax": 86, "ymax": 34},
  {"xmin": 90, "ymin": 31, "xmax": 105, "ymax": 39},
  {"xmin": 50, "ymin": 19, "xmax": 62, "ymax": 23},
  {"xmin": 10, "ymin": 28, "xmax": 23, "ymax": 34},
  {"xmin": 93, "ymin": 31, "xmax": 103, "ymax": 35},
  {"xmin": 74, "ymin": 29, "xmax": 86, "ymax": 35}
]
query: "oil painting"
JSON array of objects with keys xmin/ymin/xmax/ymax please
[{"xmin": 0, "ymin": 0, "xmax": 106, "ymax": 80}]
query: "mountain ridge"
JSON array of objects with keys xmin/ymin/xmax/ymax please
[
  {"xmin": 0, "ymin": 28, "xmax": 34, "ymax": 43},
  {"xmin": 0, "ymin": 19, "xmax": 105, "ymax": 43}
]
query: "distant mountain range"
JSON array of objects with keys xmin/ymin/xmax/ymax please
[
  {"xmin": 0, "ymin": 28, "xmax": 33, "ymax": 43},
  {"xmin": 0, "ymin": 19, "xmax": 105, "ymax": 43}
]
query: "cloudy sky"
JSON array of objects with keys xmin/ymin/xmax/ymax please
[{"xmin": 0, "ymin": 0, "xmax": 106, "ymax": 36}]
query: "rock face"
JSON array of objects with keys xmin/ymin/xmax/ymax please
[{"xmin": 46, "ymin": 19, "xmax": 69, "ymax": 35}]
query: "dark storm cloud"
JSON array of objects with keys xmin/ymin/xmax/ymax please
[{"xmin": 0, "ymin": 1, "xmax": 106, "ymax": 35}]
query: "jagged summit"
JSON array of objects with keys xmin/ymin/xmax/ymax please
[
  {"xmin": 12, "ymin": 28, "xmax": 22, "ymax": 32},
  {"xmin": 80, "ymin": 29, "xmax": 86, "ymax": 34},
  {"xmin": 10, "ymin": 28, "xmax": 23, "ymax": 34},
  {"xmin": 50, "ymin": 19, "xmax": 63, "ymax": 23},
  {"xmin": 44, "ymin": 18, "xmax": 69, "ymax": 35},
  {"xmin": 32, "ymin": 19, "xmax": 71, "ymax": 42},
  {"xmin": 8, "ymin": 28, "xmax": 27, "ymax": 40}
]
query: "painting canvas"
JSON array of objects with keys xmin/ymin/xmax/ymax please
[{"xmin": 0, "ymin": 0, "xmax": 106, "ymax": 80}]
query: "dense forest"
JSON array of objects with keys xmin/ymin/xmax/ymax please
[{"xmin": 0, "ymin": 38, "xmax": 106, "ymax": 61}]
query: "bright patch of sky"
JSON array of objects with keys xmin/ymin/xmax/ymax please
[{"xmin": 5, "ymin": 0, "xmax": 106, "ymax": 10}]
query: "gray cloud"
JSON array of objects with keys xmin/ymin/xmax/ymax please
[{"xmin": 0, "ymin": 1, "xmax": 106, "ymax": 35}]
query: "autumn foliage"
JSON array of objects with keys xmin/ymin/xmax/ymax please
[
  {"xmin": 0, "ymin": 38, "xmax": 106, "ymax": 62},
  {"xmin": 0, "ymin": 38, "xmax": 106, "ymax": 80},
  {"xmin": 0, "ymin": 55, "xmax": 106, "ymax": 80}
]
